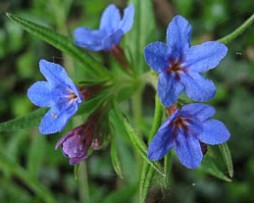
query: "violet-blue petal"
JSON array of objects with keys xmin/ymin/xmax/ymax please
[
  {"xmin": 181, "ymin": 103, "xmax": 216, "ymax": 122},
  {"xmin": 73, "ymin": 28, "xmax": 103, "ymax": 51},
  {"xmin": 39, "ymin": 60, "xmax": 79, "ymax": 95},
  {"xmin": 144, "ymin": 42, "xmax": 168, "ymax": 73},
  {"xmin": 175, "ymin": 130, "xmax": 203, "ymax": 169},
  {"xmin": 102, "ymin": 30, "xmax": 124, "ymax": 51},
  {"xmin": 185, "ymin": 41, "xmax": 228, "ymax": 72},
  {"xmin": 119, "ymin": 4, "xmax": 135, "ymax": 33},
  {"xmin": 55, "ymin": 132, "xmax": 72, "ymax": 150},
  {"xmin": 39, "ymin": 103, "xmax": 78, "ymax": 134},
  {"xmin": 181, "ymin": 72, "xmax": 216, "ymax": 102},
  {"xmin": 166, "ymin": 15, "xmax": 192, "ymax": 55},
  {"xmin": 158, "ymin": 73, "xmax": 184, "ymax": 107},
  {"xmin": 197, "ymin": 119, "xmax": 230, "ymax": 145},
  {"xmin": 148, "ymin": 117, "xmax": 175, "ymax": 160},
  {"xmin": 61, "ymin": 134, "xmax": 87, "ymax": 159},
  {"xmin": 99, "ymin": 4, "xmax": 121, "ymax": 33},
  {"xmin": 27, "ymin": 81, "xmax": 53, "ymax": 107}
]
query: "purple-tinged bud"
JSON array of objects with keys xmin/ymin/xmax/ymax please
[{"xmin": 55, "ymin": 125, "xmax": 93, "ymax": 165}]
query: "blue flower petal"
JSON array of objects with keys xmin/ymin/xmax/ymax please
[
  {"xmin": 148, "ymin": 116, "xmax": 176, "ymax": 160},
  {"xmin": 175, "ymin": 129, "xmax": 203, "ymax": 169},
  {"xmin": 158, "ymin": 73, "xmax": 184, "ymax": 107},
  {"xmin": 119, "ymin": 4, "xmax": 135, "ymax": 33},
  {"xmin": 144, "ymin": 42, "xmax": 168, "ymax": 73},
  {"xmin": 102, "ymin": 30, "xmax": 124, "ymax": 50},
  {"xmin": 197, "ymin": 119, "xmax": 230, "ymax": 145},
  {"xmin": 39, "ymin": 60, "xmax": 80, "ymax": 97},
  {"xmin": 73, "ymin": 28, "xmax": 104, "ymax": 51},
  {"xmin": 181, "ymin": 104, "xmax": 216, "ymax": 122},
  {"xmin": 99, "ymin": 4, "xmax": 121, "ymax": 33},
  {"xmin": 27, "ymin": 81, "xmax": 53, "ymax": 107},
  {"xmin": 181, "ymin": 72, "xmax": 216, "ymax": 102},
  {"xmin": 39, "ymin": 102, "xmax": 79, "ymax": 134},
  {"xmin": 185, "ymin": 41, "xmax": 228, "ymax": 72},
  {"xmin": 166, "ymin": 15, "xmax": 192, "ymax": 57}
]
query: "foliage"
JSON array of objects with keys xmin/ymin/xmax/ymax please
[{"xmin": 0, "ymin": 0, "xmax": 254, "ymax": 203}]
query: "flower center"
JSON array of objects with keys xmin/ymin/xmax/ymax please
[
  {"xmin": 68, "ymin": 91, "xmax": 78, "ymax": 103},
  {"xmin": 165, "ymin": 59, "xmax": 183, "ymax": 80},
  {"xmin": 171, "ymin": 115, "xmax": 189, "ymax": 136}
]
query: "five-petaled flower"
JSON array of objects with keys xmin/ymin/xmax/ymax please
[
  {"xmin": 144, "ymin": 15, "xmax": 228, "ymax": 107},
  {"xmin": 73, "ymin": 4, "xmax": 135, "ymax": 51},
  {"xmin": 148, "ymin": 103, "xmax": 230, "ymax": 169},
  {"xmin": 55, "ymin": 124, "xmax": 93, "ymax": 165},
  {"xmin": 27, "ymin": 59, "xmax": 83, "ymax": 135}
]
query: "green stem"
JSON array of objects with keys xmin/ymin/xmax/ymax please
[
  {"xmin": 78, "ymin": 161, "xmax": 90, "ymax": 203},
  {"xmin": 0, "ymin": 151, "xmax": 55, "ymax": 203},
  {"xmin": 218, "ymin": 12, "xmax": 254, "ymax": 44},
  {"xmin": 139, "ymin": 94, "xmax": 164, "ymax": 203},
  {"xmin": 148, "ymin": 94, "xmax": 163, "ymax": 142},
  {"xmin": 132, "ymin": 82, "xmax": 144, "ymax": 133}
]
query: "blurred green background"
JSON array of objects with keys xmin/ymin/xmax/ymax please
[{"xmin": 0, "ymin": 0, "xmax": 254, "ymax": 202}]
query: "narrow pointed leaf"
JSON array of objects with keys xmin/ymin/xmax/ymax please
[
  {"xmin": 110, "ymin": 136, "xmax": 124, "ymax": 179},
  {"xmin": 112, "ymin": 106, "xmax": 164, "ymax": 176},
  {"xmin": 201, "ymin": 156, "xmax": 231, "ymax": 182},
  {"xmin": 139, "ymin": 94, "xmax": 164, "ymax": 203},
  {"xmin": 0, "ymin": 108, "xmax": 47, "ymax": 132},
  {"xmin": 139, "ymin": 163, "xmax": 154, "ymax": 203},
  {"xmin": 122, "ymin": 117, "xmax": 164, "ymax": 176},
  {"xmin": 6, "ymin": 13, "xmax": 110, "ymax": 79},
  {"xmin": 219, "ymin": 143, "xmax": 234, "ymax": 178}
]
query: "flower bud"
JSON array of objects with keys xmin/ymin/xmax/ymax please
[{"xmin": 55, "ymin": 125, "xmax": 93, "ymax": 165}]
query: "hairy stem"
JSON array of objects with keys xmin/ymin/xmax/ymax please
[{"xmin": 218, "ymin": 13, "xmax": 254, "ymax": 44}]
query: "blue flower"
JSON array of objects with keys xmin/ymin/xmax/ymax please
[
  {"xmin": 27, "ymin": 60, "xmax": 83, "ymax": 135},
  {"xmin": 144, "ymin": 15, "xmax": 228, "ymax": 107},
  {"xmin": 73, "ymin": 4, "xmax": 135, "ymax": 51},
  {"xmin": 148, "ymin": 104, "xmax": 230, "ymax": 169}
]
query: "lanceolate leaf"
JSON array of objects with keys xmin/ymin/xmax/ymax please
[
  {"xmin": 112, "ymin": 106, "xmax": 164, "ymax": 176},
  {"xmin": 139, "ymin": 163, "xmax": 154, "ymax": 203},
  {"xmin": 0, "ymin": 108, "xmax": 47, "ymax": 132},
  {"xmin": 139, "ymin": 95, "xmax": 164, "ymax": 203},
  {"xmin": 110, "ymin": 136, "xmax": 124, "ymax": 179},
  {"xmin": 6, "ymin": 13, "xmax": 110, "ymax": 79},
  {"xmin": 219, "ymin": 143, "xmax": 234, "ymax": 178},
  {"xmin": 201, "ymin": 155, "xmax": 231, "ymax": 182}
]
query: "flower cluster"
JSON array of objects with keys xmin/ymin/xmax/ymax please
[
  {"xmin": 27, "ymin": 4, "xmax": 135, "ymax": 165},
  {"xmin": 145, "ymin": 16, "xmax": 230, "ymax": 169},
  {"xmin": 27, "ymin": 4, "xmax": 231, "ymax": 169}
]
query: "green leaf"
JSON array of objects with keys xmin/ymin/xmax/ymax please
[
  {"xmin": 0, "ymin": 151, "xmax": 55, "ymax": 203},
  {"xmin": 110, "ymin": 136, "xmax": 124, "ymax": 179},
  {"xmin": 201, "ymin": 155, "xmax": 231, "ymax": 182},
  {"xmin": 0, "ymin": 108, "xmax": 47, "ymax": 132},
  {"xmin": 139, "ymin": 95, "xmax": 164, "ymax": 203},
  {"xmin": 122, "ymin": 118, "xmax": 164, "ymax": 176},
  {"xmin": 125, "ymin": 0, "xmax": 156, "ymax": 74},
  {"xmin": 219, "ymin": 143, "xmax": 234, "ymax": 178},
  {"xmin": 6, "ymin": 13, "xmax": 110, "ymax": 79},
  {"xmin": 111, "ymin": 106, "xmax": 164, "ymax": 176},
  {"xmin": 139, "ymin": 163, "xmax": 154, "ymax": 203}
]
